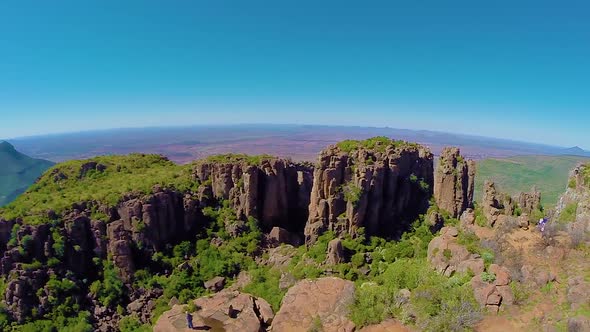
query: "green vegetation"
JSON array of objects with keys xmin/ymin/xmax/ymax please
[
  {"xmin": 342, "ymin": 183, "xmax": 362, "ymax": 206},
  {"xmin": 480, "ymin": 272, "xmax": 496, "ymax": 283},
  {"xmin": 336, "ymin": 137, "xmax": 421, "ymax": 153},
  {"xmin": 0, "ymin": 154, "xmax": 196, "ymax": 224},
  {"xmin": 243, "ymin": 267, "xmax": 285, "ymax": 312},
  {"xmin": 350, "ymin": 259, "xmax": 480, "ymax": 331},
  {"xmin": 90, "ymin": 261, "xmax": 125, "ymax": 307},
  {"xmin": 0, "ymin": 141, "xmax": 54, "ymax": 207},
  {"xmin": 558, "ymin": 202, "xmax": 578, "ymax": 223},
  {"xmin": 475, "ymin": 155, "xmax": 590, "ymax": 207},
  {"xmin": 119, "ymin": 315, "xmax": 151, "ymax": 332}
]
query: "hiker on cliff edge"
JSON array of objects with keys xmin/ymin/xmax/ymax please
[
  {"xmin": 538, "ymin": 217, "xmax": 547, "ymax": 233},
  {"xmin": 186, "ymin": 311, "xmax": 194, "ymax": 329}
]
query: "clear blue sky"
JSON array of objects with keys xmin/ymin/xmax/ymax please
[{"xmin": 1, "ymin": 0, "xmax": 589, "ymax": 148}]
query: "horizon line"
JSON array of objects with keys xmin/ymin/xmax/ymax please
[{"xmin": 3, "ymin": 123, "xmax": 585, "ymax": 151}]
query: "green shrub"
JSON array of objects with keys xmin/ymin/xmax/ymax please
[
  {"xmin": 558, "ymin": 202, "xmax": 578, "ymax": 223},
  {"xmin": 443, "ymin": 249, "xmax": 452, "ymax": 260},
  {"xmin": 119, "ymin": 315, "xmax": 151, "ymax": 332},
  {"xmin": 509, "ymin": 281, "xmax": 529, "ymax": 305},
  {"xmin": 51, "ymin": 228, "xmax": 65, "ymax": 258},
  {"xmin": 336, "ymin": 137, "xmax": 420, "ymax": 153},
  {"xmin": 8, "ymin": 224, "xmax": 20, "ymax": 247},
  {"xmin": 342, "ymin": 183, "xmax": 362, "ymax": 206},
  {"xmin": 308, "ymin": 315, "xmax": 324, "ymax": 332},
  {"xmin": 481, "ymin": 272, "xmax": 496, "ymax": 283},
  {"xmin": 91, "ymin": 261, "xmax": 124, "ymax": 307},
  {"xmin": 243, "ymin": 266, "xmax": 285, "ymax": 311}
]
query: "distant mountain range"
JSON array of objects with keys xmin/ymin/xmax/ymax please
[{"xmin": 0, "ymin": 141, "xmax": 54, "ymax": 206}]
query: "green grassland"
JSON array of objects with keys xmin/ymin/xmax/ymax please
[
  {"xmin": 0, "ymin": 154, "xmax": 196, "ymax": 224},
  {"xmin": 475, "ymin": 155, "xmax": 590, "ymax": 207}
]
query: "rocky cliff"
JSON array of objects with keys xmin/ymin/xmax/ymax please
[
  {"xmin": 556, "ymin": 164, "xmax": 590, "ymax": 232},
  {"xmin": 434, "ymin": 147, "xmax": 475, "ymax": 218},
  {"xmin": 304, "ymin": 138, "xmax": 433, "ymax": 243},
  {"xmin": 192, "ymin": 155, "xmax": 312, "ymax": 233}
]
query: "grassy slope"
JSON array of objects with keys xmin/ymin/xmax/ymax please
[
  {"xmin": 0, "ymin": 141, "xmax": 54, "ymax": 206},
  {"xmin": 0, "ymin": 154, "xmax": 196, "ymax": 224},
  {"xmin": 475, "ymin": 155, "xmax": 590, "ymax": 207}
]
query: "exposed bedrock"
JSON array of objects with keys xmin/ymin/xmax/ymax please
[
  {"xmin": 193, "ymin": 157, "xmax": 313, "ymax": 233},
  {"xmin": 434, "ymin": 147, "xmax": 476, "ymax": 218},
  {"xmin": 304, "ymin": 142, "xmax": 434, "ymax": 244}
]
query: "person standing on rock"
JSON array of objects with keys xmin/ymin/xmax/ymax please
[
  {"xmin": 186, "ymin": 311, "xmax": 194, "ymax": 329},
  {"xmin": 538, "ymin": 218, "xmax": 547, "ymax": 233}
]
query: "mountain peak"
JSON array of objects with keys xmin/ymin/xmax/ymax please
[{"xmin": 0, "ymin": 141, "xmax": 17, "ymax": 154}]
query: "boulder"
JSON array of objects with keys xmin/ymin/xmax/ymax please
[
  {"xmin": 521, "ymin": 265, "xmax": 556, "ymax": 286},
  {"xmin": 460, "ymin": 208, "xmax": 476, "ymax": 227},
  {"xmin": 204, "ymin": 276, "xmax": 226, "ymax": 292},
  {"xmin": 268, "ymin": 227, "xmax": 301, "ymax": 246},
  {"xmin": 271, "ymin": 277, "xmax": 356, "ymax": 332},
  {"xmin": 326, "ymin": 238, "xmax": 345, "ymax": 265},
  {"xmin": 427, "ymin": 227, "xmax": 472, "ymax": 276},
  {"xmin": 154, "ymin": 291, "xmax": 274, "ymax": 332},
  {"xmin": 434, "ymin": 147, "xmax": 475, "ymax": 218},
  {"xmin": 489, "ymin": 264, "xmax": 511, "ymax": 286},
  {"xmin": 470, "ymin": 271, "xmax": 514, "ymax": 312}
]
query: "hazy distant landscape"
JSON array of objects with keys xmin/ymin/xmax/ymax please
[{"xmin": 8, "ymin": 124, "xmax": 587, "ymax": 164}]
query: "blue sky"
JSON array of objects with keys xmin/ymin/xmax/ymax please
[{"xmin": 1, "ymin": 0, "xmax": 589, "ymax": 148}]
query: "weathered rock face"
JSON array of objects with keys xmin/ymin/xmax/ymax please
[
  {"xmin": 481, "ymin": 181, "xmax": 504, "ymax": 226},
  {"xmin": 471, "ymin": 264, "xmax": 514, "ymax": 313},
  {"xmin": 428, "ymin": 227, "xmax": 485, "ymax": 276},
  {"xmin": 193, "ymin": 158, "xmax": 313, "ymax": 233},
  {"xmin": 556, "ymin": 164, "xmax": 590, "ymax": 232},
  {"xmin": 434, "ymin": 147, "xmax": 475, "ymax": 218},
  {"xmin": 326, "ymin": 238, "xmax": 345, "ymax": 265},
  {"xmin": 5, "ymin": 268, "xmax": 48, "ymax": 323},
  {"xmin": 305, "ymin": 143, "xmax": 433, "ymax": 244},
  {"xmin": 116, "ymin": 189, "xmax": 205, "ymax": 253},
  {"xmin": 154, "ymin": 291, "xmax": 274, "ymax": 332},
  {"xmin": 271, "ymin": 277, "xmax": 356, "ymax": 332},
  {"xmin": 518, "ymin": 189, "xmax": 541, "ymax": 215}
]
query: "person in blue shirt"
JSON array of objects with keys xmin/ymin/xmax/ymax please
[{"xmin": 186, "ymin": 312, "xmax": 194, "ymax": 329}]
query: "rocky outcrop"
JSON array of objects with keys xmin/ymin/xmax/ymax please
[
  {"xmin": 518, "ymin": 189, "xmax": 541, "ymax": 215},
  {"xmin": 271, "ymin": 277, "xmax": 355, "ymax": 332},
  {"xmin": 305, "ymin": 141, "xmax": 433, "ymax": 243},
  {"xmin": 116, "ymin": 189, "xmax": 205, "ymax": 252},
  {"xmin": 434, "ymin": 147, "xmax": 475, "ymax": 218},
  {"xmin": 106, "ymin": 220, "xmax": 135, "ymax": 283},
  {"xmin": 4, "ymin": 268, "xmax": 48, "ymax": 323},
  {"xmin": 428, "ymin": 227, "xmax": 485, "ymax": 276},
  {"xmin": 556, "ymin": 164, "xmax": 590, "ymax": 231},
  {"xmin": 267, "ymin": 227, "xmax": 302, "ymax": 247},
  {"xmin": 154, "ymin": 291, "xmax": 274, "ymax": 332},
  {"xmin": 326, "ymin": 238, "xmax": 345, "ymax": 265},
  {"xmin": 471, "ymin": 264, "xmax": 514, "ymax": 313},
  {"xmin": 193, "ymin": 157, "xmax": 313, "ymax": 233}
]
